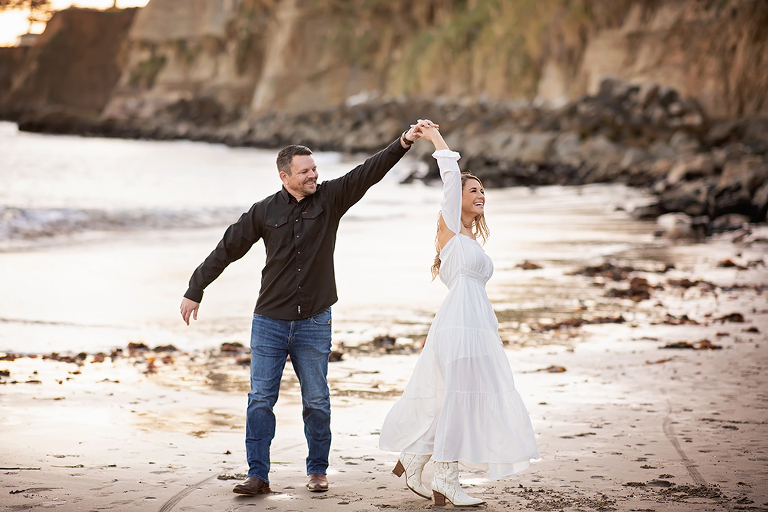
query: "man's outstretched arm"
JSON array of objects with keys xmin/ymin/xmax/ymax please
[
  {"xmin": 324, "ymin": 123, "xmax": 428, "ymax": 217},
  {"xmin": 180, "ymin": 205, "xmax": 262, "ymax": 325}
]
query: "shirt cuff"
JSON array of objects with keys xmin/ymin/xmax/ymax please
[
  {"xmin": 184, "ymin": 288, "xmax": 204, "ymax": 303},
  {"xmin": 393, "ymin": 137, "xmax": 411, "ymax": 153},
  {"xmin": 432, "ymin": 149, "xmax": 461, "ymax": 160}
]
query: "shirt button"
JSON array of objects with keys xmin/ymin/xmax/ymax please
[
  {"xmin": 298, "ymin": 268, "xmax": 301, "ymax": 272},
  {"xmin": 297, "ymin": 251, "xmax": 301, "ymax": 255},
  {"xmin": 295, "ymin": 219, "xmax": 298, "ymax": 222}
]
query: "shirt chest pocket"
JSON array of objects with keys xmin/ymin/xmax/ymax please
[
  {"xmin": 302, "ymin": 203, "xmax": 324, "ymax": 239},
  {"xmin": 264, "ymin": 215, "xmax": 290, "ymax": 249}
]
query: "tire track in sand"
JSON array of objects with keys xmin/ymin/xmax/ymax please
[
  {"xmin": 157, "ymin": 441, "xmax": 307, "ymax": 512},
  {"xmin": 662, "ymin": 398, "xmax": 706, "ymax": 486}
]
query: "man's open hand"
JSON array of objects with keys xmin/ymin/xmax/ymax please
[{"xmin": 180, "ymin": 297, "xmax": 200, "ymax": 325}]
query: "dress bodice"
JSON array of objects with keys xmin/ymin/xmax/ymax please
[{"xmin": 438, "ymin": 234, "xmax": 494, "ymax": 288}]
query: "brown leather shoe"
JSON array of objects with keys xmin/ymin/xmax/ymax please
[
  {"xmin": 307, "ymin": 472, "xmax": 329, "ymax": 492},
  {"xmin": 233, "ymin": 476, "xmax": 271, "ymax": 495}
]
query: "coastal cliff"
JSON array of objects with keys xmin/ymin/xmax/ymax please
[
  {"xmin": 5, "ymin": 0, "xmax": 767, "ymax": 123},
  {"xmin": 1, "ymin": 8, "xmax": 137, "ymax": 118},
  {"xmin": 102, "ymin": 0, "xmax": 267, "ymax": 122},
  {"xmin": 0, "ymin": 47, "xmax": 27, "ymax": 102},
  {"xmin": 101, "ymin": 0, "xmax": 767, "ymax": 120}
]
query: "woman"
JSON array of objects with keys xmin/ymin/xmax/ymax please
[{"xmin": 380, "ymin": 121, "xmax": 540, "ymax": 506}]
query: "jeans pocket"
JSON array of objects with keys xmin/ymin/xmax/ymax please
[{"xmin": 310, "ymin": 308, "xmax": 332, "ymax": 325}]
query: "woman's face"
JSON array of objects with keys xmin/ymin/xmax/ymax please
[{"xmin": 462, "ymin": 178, "xmax": 485, "ymax": 218}]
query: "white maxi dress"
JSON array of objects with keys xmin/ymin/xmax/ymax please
[{"xmin": 379, "ymin": 149, "xmax": 540, "ymax": 480}]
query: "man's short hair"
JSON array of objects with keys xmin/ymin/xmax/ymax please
[{"xmin": 277, "ymin": 145, "xmax": 313, "ymax": 176}]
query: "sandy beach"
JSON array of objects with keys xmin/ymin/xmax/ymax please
[{"xmin": 2, "ymin": 235, "xmax": 766, "ymax": 512}]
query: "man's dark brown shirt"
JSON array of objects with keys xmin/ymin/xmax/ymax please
[{"xmin": 184, "ymin": 138, "xmax": 409, "ymax": 320}]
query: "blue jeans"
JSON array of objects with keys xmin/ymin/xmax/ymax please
[{"xmin": 245, "ymin": 308, "xmax": 332, "ymax": 483}]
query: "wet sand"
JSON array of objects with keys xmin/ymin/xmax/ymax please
[{"xmin": 2, "ymin": 240, "xmax": 767, "ymax": 511}]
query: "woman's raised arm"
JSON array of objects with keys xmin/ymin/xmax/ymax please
[{"xmin": 420, "ymin": 123, "xmax": 462, "ymax": 244}]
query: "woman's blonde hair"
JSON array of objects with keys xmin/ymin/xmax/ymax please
[{"xmin": 431, "ymin": 172, "xmax": 490, "ymax": 280}]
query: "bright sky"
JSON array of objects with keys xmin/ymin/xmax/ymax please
[{"xmin": 0, "ymin": 0, "xmax": 149, "ymax": 46}]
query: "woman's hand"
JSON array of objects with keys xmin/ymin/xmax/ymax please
[
  {"xmin": 413, "ymin": 119, "xmax": 438, "ymax": 140},
  {"xmin": 415, "ymin": 119, "xmax": 448, "ymax": 151},
  {"xmin": 419, "ymin": 125, "xmax": 441, "ymax": 142}
]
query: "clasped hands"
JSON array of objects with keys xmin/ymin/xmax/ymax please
[{"xmin": 404, "ymin": 119, "xmax": 440, "ymax": 144}]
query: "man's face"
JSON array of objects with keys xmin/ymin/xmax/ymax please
[{"xmin": 280, "ymin": 154, "xmax": 318, "ymax": 200}]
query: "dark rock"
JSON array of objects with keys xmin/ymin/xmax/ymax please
[
  {"xmin": 666, "ymin": 154, "xmax": 716, "ymax": 185},
  {"xmin": 221, "ymin": 342, "xmax": 245, "ymax": 352},
  {"xmin": 710, "ymin": 213, "xmax": 751, "ymax": 233},
  {"xmin": 716, "ymin": 258, "xmax": 746, "ymax": 269},
  {"xmin": 551, "ymin": 132, "xmax": 581, "ymax": 166},
  {"xmin": 607, "ymin": 277, "xmax": 653, "ymax": 302},
  {"xmin": 153, "ymin": 344, "xmax": 178, "ymax": 352},
  {"xmin": 516, "ymin": 261, "xmax": 542, "ymax": 270},
  {"xmin": 660, "ymin": 314, "xmax": 699, "ymax": 325},
  {"xmin": 619, "ymin": 148, "xmax": 651, "ymax": 170},
  {"xmin": 535, "ymin": 315, "xmax": 625, "ymax": 331},
  {"xmin": 711, "ymin": 156, "xmax": 768, "ymax": 220},
  {"xmin": 753, "ymin": 182, "xmax": 768, "ymax": 221},
  {"xmin": 579, "ymin": 135, "xmax": 623, "ymax": 167},
  {"xmin": 714, "ymin": 312, "xmax": 745, "ymax": 323},
  {"xmin": 17, "ymin": 108, "xmax": 98, "ymax": 135},
  {"xmin": 657, "ymin": 87, "xmax": 680, "ymax": 108},
  {"xmin": 667, "ymin": 278, "xmax": 716, "ymax": 290},
  {"xmin": 669, "ymin": 131, "xmax": 700, "ymax": 154},
  {"xmin": 706, "ymin": 119, "xmax": 744, "ymax": 146},
  {"xmin": 661, "ymin": 340, "xmax": 721, "ymax": 350},
  {"xmin": 372, "ymin": 335, "xmax": 396, "ymax": 348},
  {"xmin": 571, "ymin": 261, "xmax": 637, "ymax": 281},
  {"xmin": 630, "ymin": 203, "xmax": 665, "ymax": 220},
  {"xmin": 659, "ymin": 178, "xmax": 718, "ymax": 217},
  {"xmin": 164, "ymin": 97, "xmax": 241, "ymax": 127}
]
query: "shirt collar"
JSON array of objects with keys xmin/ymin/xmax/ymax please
[
  {"xmin": 279, "ymin": 186, "xmax": 294, "ymax": 204},
  {"xmin": 280, "ymin": 185, "xmax": 316, "ymax": 204}
]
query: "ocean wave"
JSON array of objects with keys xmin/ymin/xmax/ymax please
[{"xmin": 0, "ymin": 206, "xmax": 245, "ymax": 242}]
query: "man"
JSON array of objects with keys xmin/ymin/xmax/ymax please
[{"xmin": 180, "ymin": 123, "xmax": 425, "ymax": 496}]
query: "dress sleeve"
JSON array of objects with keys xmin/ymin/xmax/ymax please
[{"xmin": 433, "ymin": 149, "xmax": 462, "ymax": 235}]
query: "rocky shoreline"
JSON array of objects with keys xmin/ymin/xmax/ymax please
[{"xmin": 8, "ymin": 78, "xmax": 768, "ymax": 233}]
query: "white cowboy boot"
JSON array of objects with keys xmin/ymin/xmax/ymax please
[
  {"xmin": 432, "ymin": 461, "xmax": 485, "ymax": 506},
  {"xmin": 392, "ymin": 452, "xmax": 432, "ymax": 499}
]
